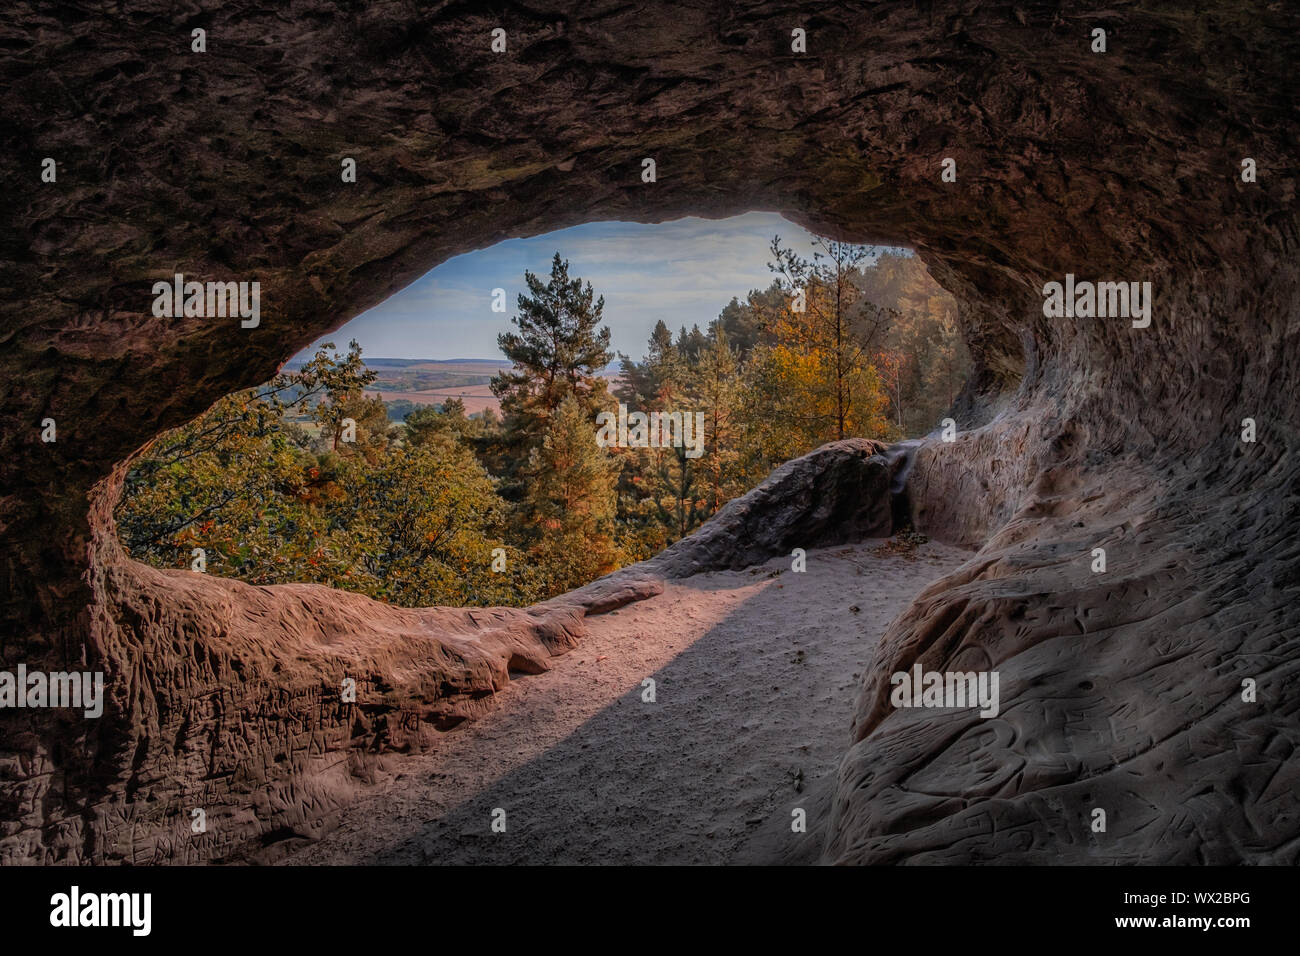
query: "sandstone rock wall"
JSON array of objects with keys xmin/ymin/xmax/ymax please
[{"xmin": 1, "ymin": 1, "xmax": 1296, "ymax": 863}]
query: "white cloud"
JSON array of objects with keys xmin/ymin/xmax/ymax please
[{"xmin": 299, "ymin": 213, "xmax": 905, "ymax": 361}]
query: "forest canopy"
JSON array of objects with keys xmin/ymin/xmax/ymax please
[{"xmin": 116, "ymin": 242, "xmax": 968, "ymax": 607}]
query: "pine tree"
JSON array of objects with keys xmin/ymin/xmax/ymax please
[
  {"xmin": 710, "ymin": 283, "xmax": 785, "ymax": 358},
  {"xmin": 491, "ymin": 253, "xmax": 614, "ymax": 514},
  {"xmin": 648, "ymin": 444, "xmax": 704, "ymax": 540},
  {"xmin": 617, "ymin": 319, "xmax": 683, "ymax": 408},
  {"xmin": 524, "ymin": 395, "xmax": 620, "ymax": 591},
  {"xmin": 492, "ymin": 252, "xmax": 613, "ymax": 430},
  {"xmin": 676, "ymin": 324, "xmax": 708, "ymax": 362},
  {"xmin": 691, "ymin": 329, "xmax": 744, "ymax": 514}
]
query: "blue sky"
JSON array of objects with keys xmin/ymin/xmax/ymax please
[{"xmin": 296, "ymin": 212, "xmax": 900, "ymax": 362}]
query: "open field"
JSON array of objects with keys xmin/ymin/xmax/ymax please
[
  {"xmin": 366, "ymin": 384, "xmax": 500, "ymax": 415},
  {"xmin": 355, "ymin": 360, "xmax": 622, "ymax": 418}
]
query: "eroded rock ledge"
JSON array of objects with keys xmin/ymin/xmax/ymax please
[{"xmin": 6, "ymin": 436, "xmax": 899, "ymax": 863}]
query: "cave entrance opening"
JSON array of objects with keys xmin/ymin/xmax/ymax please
[{"xmin": 112, "ymin": 212, "xmax": 970, "ymax": 611}]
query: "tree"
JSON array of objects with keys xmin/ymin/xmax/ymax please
[
  {"xmin": 322, "ymin": 391, "xmax": 395, "ymax": 461},
  {"xmin": 115, "ymin": 388, "xmax": 316, "ymax": 570},
  {"xmin": 296, "ymin": 340, "xmax": 380, "ymax": 451},
  {"xmin": 644, "ymin": 443, "xmax": 704, "ymax": 540},
  {"xmin": 676, "ymin": 323, "xmax": 708, "ymax": 362},
  {"xmin": 404, "ymin": 399, "xmax": 477, "ymax": 447},
  {"xmin": 765, "ymin": 234, "xmax": 895, "ymax": 442},
  {"xmin": 523, "ymin": 395, "xmax": 621, "ymax": 591},
  {"xmin": 615, "ymin": 321, "xmax": 736, "ymax": 541},
  {"xmin": 876, "ymin": 348, "xmax": 907, "ymax": 431},
  {"xmin": 491, "ymin": 252, "xmax": 613, "ymax": 430},
  {"xmin": 617, "ymin": 319, "xmax": 676, "ymax": 408},
  {"xmin": 328, "ymin": 439, "xmax": 527, "ymax": 607},
  {"xmin": 710, "ymin": 282, "xmax": 785, "ymax": 358},
  {"xmin": 115, "ymin": 341, "xmax": 542, "ymax": 607},
  {"xmin": 690, "ymin": 329, "xmax": 745, "ymax": 514},
  {"xmin": 922, "ymin": 313, "xmax": 966, "ymax": 413},
  {"xmin": 858, "ymin": 252, "xmax": 970, "ymax": 434},
  {"xmin": 616, "ymin": 319, "xmax": 685, "ymax": 409},
  {"xmin": 491, "ymin": 253, "xmax": 615, "ymax": 513}
]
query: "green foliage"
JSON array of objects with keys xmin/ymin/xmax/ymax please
[
  {"xmin": 522, "ymin": 394, "xmax": 623, "ymax": 592},
  {"xmin": 404, "ymin": 398, "xmax": 483, "ymax": 447},
  {"xmin": 118, "ymin": 241, "xmax": 968, "ymax": 611},
  {"xmin": 489, "ymin": 252, "xmax": 616, "ymax": 515},
  {"xmin": 766, "ymin": 234, "xmax": 896, "ymax": 442},
  {"xmin": 492, "ymin": 252, "xmax": 613, "ymax": 428},
  {"xmin": 325, "ymin": 439, "xmax": 525, "ymax": 607},
  {"xmin": 856, "ymin": 251, "xmax": 972, "ymax": 433},
  {"xmin": 117, "ymin": 343, "xmax": 543, "ymax": 608},
  {"xmin": 116, "ymin": 387, "xmax": 316, "ymax": 577}
]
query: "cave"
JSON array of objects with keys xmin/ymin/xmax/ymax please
[{"xmin": 1, "ymin": 2, "xmax": 1297, "ymax": 866}]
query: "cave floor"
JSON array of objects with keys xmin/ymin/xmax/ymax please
[{"xmin": 284, "ymin": 539, "xmax": 972, "ymax": 865}]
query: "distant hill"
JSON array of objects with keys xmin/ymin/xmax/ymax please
[
  {"xmin": 284, "ymin": 356, "xmax": 622, "ymax": 419},
  {"xmin": 283, "ymin": 356, "xmax": 510, "ymax": 371}
]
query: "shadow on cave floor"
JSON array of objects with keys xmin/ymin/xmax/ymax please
[{"xmin": 279, "ymin": 537, "xmax": 972, "ymax": 865}]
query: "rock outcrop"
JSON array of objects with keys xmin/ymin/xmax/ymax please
[
  {"xmin": 1, "ymin": 1, "xmax": 1296, "ymax": 864},
  {"xmin": 628, "ymin": 437, "xmax": 896, "ymax": 578},
  {"xmin": 550, "ymin": 436, "xmax": 897, "ymax": 609}
]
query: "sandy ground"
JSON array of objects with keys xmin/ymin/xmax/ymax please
[{"xmin": 286, "ymin": 539, "xmax": 971, "ymax": 865}]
